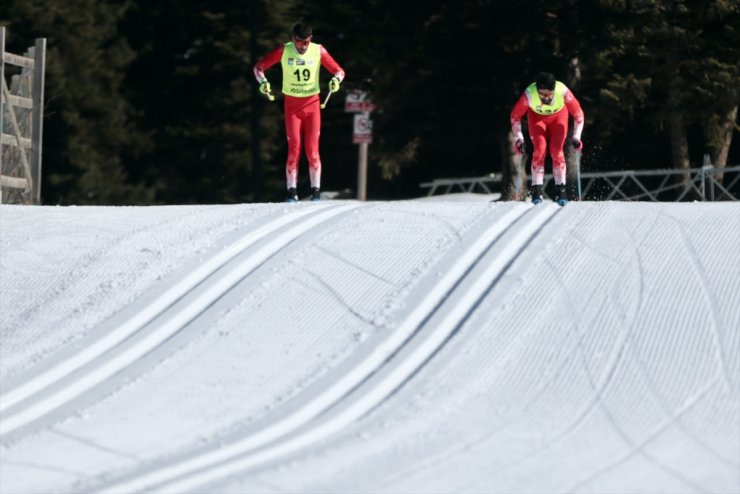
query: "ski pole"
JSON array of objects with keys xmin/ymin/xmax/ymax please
[
  {"xmin": 320, "ymin": 91, "xmax": 332, "ymax": 109},
  {"xmin": 575, "ymin": 150, "xmax": 582, "ymax": 200}
]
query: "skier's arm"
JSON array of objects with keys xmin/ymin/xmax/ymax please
[
  {"xmin": 253, "ymin": 46, "xmax": 284, "ymax": 83},
  {"xmin": 510, "ymin": 93, "xmax": 530, "ymax": 141},
  {"xmin": 320, "ymin": 46, "xmax": 345, "ymax": 82},
  {"xmin": 565, "ymin": 90, "xmax": 584, "ymax": 140}
]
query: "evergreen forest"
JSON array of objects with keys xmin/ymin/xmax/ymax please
[{"xmin": 1, "ymin": 0, "xmax": 738, "ymax": 204}]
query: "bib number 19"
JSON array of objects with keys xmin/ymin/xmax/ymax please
[{"xmin": 293, "ymin": 68, "xmax": 311, "ymax": 81}]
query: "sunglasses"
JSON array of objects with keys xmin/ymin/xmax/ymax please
[{"xmin": 538, "ymin": 91, "xmax": 554, "ymax": 99}]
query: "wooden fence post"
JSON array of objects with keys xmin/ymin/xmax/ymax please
[
  {"xmin": 1, "ymin": 26, "xmax": 5, "ymax": 204},
  {"xmin": 31, "ymin": 37, "xmax": 45, "ymax": 204},
  {"xmin": 0, "ymin": 27, "xmax": 46, "ymax": 205}
]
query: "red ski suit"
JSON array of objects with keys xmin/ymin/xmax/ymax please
[
  {"xmin": 254, "ymin": 45, "xmax": 344, "ymax": 190},
  {"xmin": 510, "ymin": 86, "xmax": 584, "ymax": 185}
]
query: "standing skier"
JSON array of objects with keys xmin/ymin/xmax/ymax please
[
  {"xmin": 253, "ymin": 22, "xmax": 345, "ymax": 202},
  {"xmin": 510, "ymin": 72, "xmax": 584, "ymax": 205}
]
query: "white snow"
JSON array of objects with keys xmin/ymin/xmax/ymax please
[{"xmin": 0, "ymin": 199, "xmax": 738, "ymax": 494}]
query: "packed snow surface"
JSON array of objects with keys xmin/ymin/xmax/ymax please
[{"xmin": 0, "ymin": 199, "xmax": 738, "ymax": 494}]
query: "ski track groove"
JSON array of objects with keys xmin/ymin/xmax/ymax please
[
  {"xmin": 1, "ymin": 206, "xmax": 306, "ymax": 413},
  {"xmin": 574, "ymin": 353, "xmax": 706, "ymax": 493},
  {"xmin": 251, "ymin": 205, "xmax": 735, "ymax": 492},
  {"xmin": 628, "ymin": 339, "xmax": 737, "ymax": 467},
  {"xmin": 506, "ymin": 219, "xmax": 636, "ymax": 446},
  {"xmin": 391, "ymin": 208, "xmax": 466, "ymax": 240},
  {"xmin": 1, "ymin": 207, "xmax": 213, "ymax": 331},
  {"xmin": 89, "ymin": 204, "xmax": 557, "ymax": 494},
  {"xmin": 369, "ymin": 340, "xmax": 583, "ymax": 492},
  {"xmin": 0, "ymin": 203, "xmax": 360, "ymax": 439},
  {"xmin": 313, "ymin": 244, "xmax": 399, "ymax": 288},
  {"xmin": 552, "ymin": 228, "xmax": 706, "ymax": 493},
  {"xmin": 49, "ymin": 428, "xmax": 142, "ymax": 462},
  {"xmin": 3, "ymin": 203, "xmax": 737, "ymax": 494},
  {"xmin": 360, "ymin": 208, "xmax": 566, "ymax": 420},
  {"xmin": 554, "ymin": 210, "xmax": 734, "ymax": 494},
  {"xmin": 365, "ymin": 211, "xmax": 615, "ymax": 491},
  {"xmin": 2, "ymin": 459, "xmax": 87, "ymax": 478},
  {"xmin": 174, "ymin": 205, "xmax": 561, "ymax": 494},
  {"xmin": 676, "ymin": 223, "xmax": 733, "ymax": 392},
  {"xmin": 406, "ymin": 208, "xmax": 716, "ymax": 494},
  {"xmin": 0, "ymin": 206, "xmax": 232, "ymax": 381},
  {"xmin": 447, "ymin": 260, "xmax": 637, "ymax": 492},
  {"xmin": 373, "ymin": 209, "xmax": 616, "ymax": 492},
  {"xmin": 622, "ymin": 225, "xmax": 736, "ymax": 467},
  {"xmin": 646, "ymin": 248, "xmax": 717, "ymax": 414},
  {"xmin": 300, "ymin": 270, "xmax": 377, "ymax": 325},
  {"xmin": 456, "ymin": 275, "xmax": 713, "ymax": 493},
  {"xmin": 564, "ymin": 377, "xmax": 721, "ymax": 494},
  {"xmin": 170, "ymin": 205, "xmax": 563, "ymax": 493}
]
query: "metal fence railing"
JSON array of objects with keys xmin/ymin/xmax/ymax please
[{"xmin": 420, "ymin": 165, "xmax": 740, "ymax": 202}]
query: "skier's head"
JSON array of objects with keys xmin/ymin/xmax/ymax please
[
  {"xmin": 292, "ymin": 22, "xmax": 313, "ymax": 54},
  {"xmin": 535, "ymin": 72, "xmax": 556, "ymax": 90},
  {"xmin": 535, "ymin": 72, "xmax": 556, "ymax": 104}
]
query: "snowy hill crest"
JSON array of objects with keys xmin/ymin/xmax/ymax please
[{"xmin": 1, "ymin": 201, "xmax": 738, "ymax": 493}]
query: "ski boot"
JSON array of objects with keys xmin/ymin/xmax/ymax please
[
  {"xmin": 310, "ymin": 187, "xmax": 321, "ymax": 202},
  {"xmin": 531, "ymin": 184, "xmax": 544, "ymax": 205},
  {"xmin": 554, "ymin": 184, "xmax": 568, "ymax": 206},
  {"xmin": 286, "ymin": 187, "xmax": 299, "ymax": 203}
]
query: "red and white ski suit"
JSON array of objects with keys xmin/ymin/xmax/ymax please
[
  {"xmin": 254, "ymin": 45, "xmax": 344, "ymax": 190},
  {"xmin": 510, "ymin": 86, "xmax": 584, "ymax": 185}
]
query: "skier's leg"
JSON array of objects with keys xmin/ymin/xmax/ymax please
[
  {"xmin": 284, "ymin": 108, "xmax": 302, "ymax": 191},
  {"xmin": 548, "ymin": 112, "xmax": 569, "ymax": 205},
  {"xmin": 549, "ymin": 112, "xmax": 569, "ymax": 185},
  {"xmin": 529, "ymin": 119, "xmax": 548, "ymax": 186},
  {"xmin": 529, "ymin": 119, "xmax": 548, "ymax": 203},
  {"xmin": 304, "ymin": 103, "xmax": 322, "ymax": 191},
  {"xmin": 548, "ymin": 112, "xmax": 570, "ymax": 204}
]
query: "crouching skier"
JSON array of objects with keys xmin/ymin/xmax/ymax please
[{"xmin": 510, "ymin": 72, "xmax": 584, "ymax": 205}]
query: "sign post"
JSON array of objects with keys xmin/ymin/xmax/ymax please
[
  {"xmin": 352, "ymin": 112, "xmax": 372, "ymax": 201},
  {"xmin": 345, "ymin": 90, "xmax": 374, "ymax": 201}
]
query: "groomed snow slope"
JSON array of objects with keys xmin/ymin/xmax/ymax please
[{"xmin": 0, "ymin": 200, "xmax": 738, "ymax": 494}]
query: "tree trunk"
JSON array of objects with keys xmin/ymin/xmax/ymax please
[
  {"xmin": 703, "ymin": 103, "xmax": 737, "ymax": 184},
  {"xmin": 249, "ymin": 0, "xmax": 263, "ymax": 202},
  {"xmin": 566, "ymin": 56, "xmax": 583, "ymax": 190},
  {"xmin": 667, "ymin": 111, "xmax": 693, "ymax": 199},
  {"xmin": 502, "ymin": 131, "xmax": 526, "ymax": 201},
  {"xmin": 712, "ymin": 104, "xmax": 737, "ymax": 167}
]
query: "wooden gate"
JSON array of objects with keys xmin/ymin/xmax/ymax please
[{"xmin": 0, "ymin": 26, "xmax": 46, "ymax": 205}]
